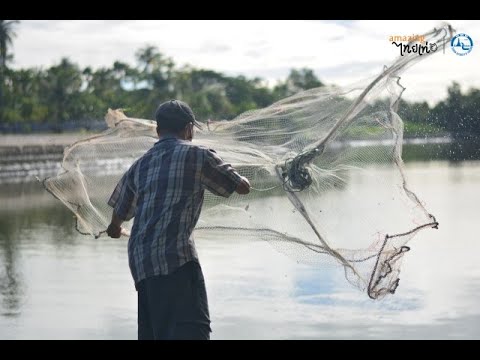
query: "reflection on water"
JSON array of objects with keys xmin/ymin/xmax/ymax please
[
  {"xmin": 0, "ymin": 225, "xmax": 24, "ymax": 317},
  {"xmin": 1, "ymin": 160, "xmax": 480, "ymax": 339},
  {"xmin": 402, "ymin": 139, "xmax": 480, "ymax": 162}
]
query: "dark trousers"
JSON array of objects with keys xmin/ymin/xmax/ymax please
[{"xmin": 136, "ymin": 261, "xmax": 211, "ymax": 340}]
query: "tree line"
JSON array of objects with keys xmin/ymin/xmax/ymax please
[{"xmin": 0, "ymin": 20, "xmax": 478, "ymax": 138}]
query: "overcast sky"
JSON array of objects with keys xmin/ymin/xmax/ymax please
[{"xmin": 11, "ymin": 20, "xmax": 480, "ymax": 105}]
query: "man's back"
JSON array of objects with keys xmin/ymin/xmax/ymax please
[{"xmin": 108, "ymin": 135, "xmax": 243, "ymax": 285}]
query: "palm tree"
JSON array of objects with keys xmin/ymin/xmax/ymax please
[
  {"xmin": 0, "ymin": 20, "xmax": 20, "ymax": 70},
  {"xmin": 0, "ymin": 20, "xmax": 19, "ymax": 120}
]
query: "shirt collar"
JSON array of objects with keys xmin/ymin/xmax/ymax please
[{"xmin": 155, "ymin": 134, "xmax": 180, "ymax": 145}]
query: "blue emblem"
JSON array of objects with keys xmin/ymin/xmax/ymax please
[{"xmin": 451, "ymin": 33, "xmax": 473, "ymax": 56}]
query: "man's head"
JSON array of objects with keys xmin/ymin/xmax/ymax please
[{"xmin": 154, "ymin": 100, "xmax": 201, "ymax": 141}]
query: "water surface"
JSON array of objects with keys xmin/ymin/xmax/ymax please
[{"xmin": 1, "ymin": 159, "xmax": 479, "ymax": 339}]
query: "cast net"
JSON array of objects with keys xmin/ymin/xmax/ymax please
[{"xmin": 44, "ymin": 24, "xmax": 453, "ymax": 299}]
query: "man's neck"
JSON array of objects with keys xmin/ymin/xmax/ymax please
[{"xmin": 158, "ymin": 133, "xmax": 182, "ymax": 141}]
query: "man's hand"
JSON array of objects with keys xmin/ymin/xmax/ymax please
[
  {"xmin": 107, "ymin": 211, "xmax": 130, "ymax": 238},
  {"xmin": 107, "ymin": 223, "xmax": 122, "ymax": 238},
  {"xmin": 236, "ymin": 176, "xmax": 251, "ymax": 195}
]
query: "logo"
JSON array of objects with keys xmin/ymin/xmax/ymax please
[
  {"xmin": 451, "ymin": 33, "xmax": 473, "ymax": 56},
  {"xmin": 389, "ymin": 34, "xmax": 437, "ymax": 56}
]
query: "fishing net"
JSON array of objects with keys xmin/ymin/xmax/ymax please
[{"xmin": 44, "ymin": 24, "xmax": 453, "ymax": 299}]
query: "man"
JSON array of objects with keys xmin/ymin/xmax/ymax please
[{"xmin": 106, "ymin": 100, "xmax": 250, "ymax": 340}]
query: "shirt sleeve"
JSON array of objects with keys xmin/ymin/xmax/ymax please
[
  {"xmin": 201, "ymin": 148, "xmax": 243, "ymax": 198},
  {"xmin": 108, "ymin": 166, "xmax": 138, "ymax": 221}
]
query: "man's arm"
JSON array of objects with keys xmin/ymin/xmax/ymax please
[
  {"xmin": 106, "ymin": 167, "xmax": 137, "ymax": 238},
  {"xmin": 201, "ymin": 148, "xmax": 251, "ymax": 197},
  {"xmin": 106, "ymin": 211, "xmax": 126, "ymax": 238}
]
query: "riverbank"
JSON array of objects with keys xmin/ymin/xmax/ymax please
[
  {"xmin": 0, "ymin": 133, "xmax": 92, "ymax": 163},
  {"xmin": 0, "ymin": 133, "xmax": 88, "ymax": 147},
  {"xmin": 0, "ymin": 133, "xmax": 94, "ymax": 183},
  {"xmin": 1, "ymin": 133, "xmax": 477, "ymax": 185}
]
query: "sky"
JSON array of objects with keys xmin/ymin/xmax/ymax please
[{"xmin": 11, "ymin": 20, "xmax": 480, "ymax": 105}]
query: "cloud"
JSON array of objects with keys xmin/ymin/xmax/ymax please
[
  {"xmin": 196, "ymin": 42, "xmax": 231, "ymax": 54},
  {"xmin": 11, "ymin": 20, "xmax": 480, "ymax": 104}
]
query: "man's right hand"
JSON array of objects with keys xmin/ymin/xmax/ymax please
[
  {"xmin": 107, "ymin": 223, "xmax": 122, "ymax": 238},
  {"xmin": 236, "ymin": 176, "xmax": 251, "ymax": 195}
]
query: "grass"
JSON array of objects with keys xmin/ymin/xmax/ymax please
[{"xmin": 403, "ymin": 121, "xmax": 448, "ymax": 138}]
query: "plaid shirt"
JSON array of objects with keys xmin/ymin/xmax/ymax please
[{"xmin": 108, "ymin": 135, "xmax": 243, "ymax": 285}]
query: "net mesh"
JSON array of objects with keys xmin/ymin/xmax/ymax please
[{"xmin": 44, "ymin": 24, "xmax": 453, "ymax": 299}]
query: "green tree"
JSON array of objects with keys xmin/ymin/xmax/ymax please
[
  {"xmin": 3, "ymin": 68, "xmax": 48, "ymax": 124},
  {"xmin": 0, "ymin": 20, "xmax": 19, "ymax": 70},
  {"xmin": 134, "ymin": 46, "xmax": 175, "ymax": 117},
  {"xmin": 432, "ymin": 82, "xmax": 480, "ymax": 139},
  {"xmin": 42, "ymin": 58, "xmax": 83, "ymax": 126},
  {"xmin": 0, "ymin": 20, "xmax": 19, "ymax": 121},
  {"xmin": 273, "ymin": 68, "xmax": 323, "ymax": 99}
]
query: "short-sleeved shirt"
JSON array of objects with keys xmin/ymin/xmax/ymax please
[{"xmin": 108, "ymin": 135, "xmax": 243, "ymax": 285}]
